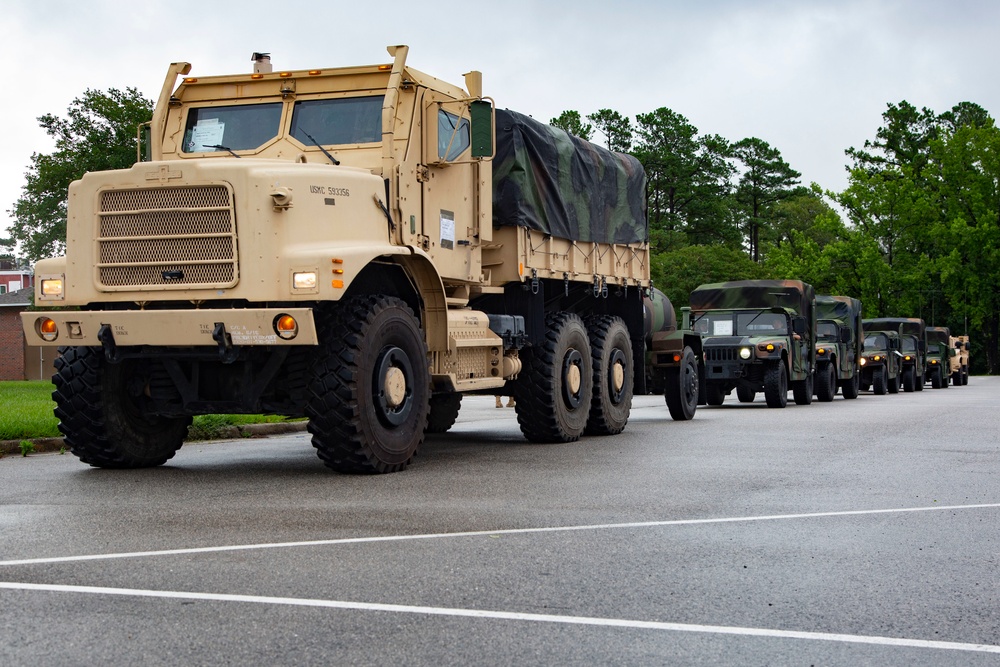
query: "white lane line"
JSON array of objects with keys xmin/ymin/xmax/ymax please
[
  {"xmin": 2, "ymin": 502, "xmax": 998, "ymax": 567},
  {"xmin": 0, "ymin": 581, "xmax": 997, "ymax": 654}
]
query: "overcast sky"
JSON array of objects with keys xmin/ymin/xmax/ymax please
[{"xmin": 3, "ymin": 0, "xmax": 997, "ymax": 252}]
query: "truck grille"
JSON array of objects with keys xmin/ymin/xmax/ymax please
[
  {"xmin": 705, "ymin": 347, "xmax": 740, "ymax": 362},
  {"xmin": 97, "ymin": 185, "xmax": 238, "ymax": 290}
]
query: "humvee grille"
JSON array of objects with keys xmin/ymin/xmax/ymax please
[
  {"xmin": 96, "ymin": 185, "xmax": 238, "ymax": 290},
  {"xmin": 705, "ymin": 347, "xmax": 739, "ymax": 362}
]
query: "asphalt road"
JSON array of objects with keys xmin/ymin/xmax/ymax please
[{"xmin": 1, "ymin": 378, "xmax": 998, "ymax": 665}]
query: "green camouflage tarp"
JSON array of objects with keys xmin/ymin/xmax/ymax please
[
  {"xmin": 690, "ymin": 280, "xmax": 814, "ymax": 320},
  {"xmin": 492, "ymin": 109, "xmax": 647, "ymax": 245},
  {"xmin": 817, "ymin": 295, "xmax": 862, "ymax": 323},
  {"xmin": 862, "ymin": 317, "xmax": 925, "ymax": 338}
]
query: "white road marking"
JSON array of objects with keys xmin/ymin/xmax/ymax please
[
  {"xmin": 0, "ymin": 581, "xmax": 997, "ymax": 654},
  {"xmin": 1, "ymin": 502, "xmax": 998, "ymax": 567}
]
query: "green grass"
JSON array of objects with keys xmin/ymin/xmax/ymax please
[{"xmin": 0, "ymin": 381, "xmax": 296, "ymax": 441}]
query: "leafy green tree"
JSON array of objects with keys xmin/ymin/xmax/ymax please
[
  {"xmin": 8, "ymin": 88, "xmax": 153, "ymax": 261},
  {"xmin": 549, "ymin": 110, "xmax": 593, "ymax": 141},
  {"xmin": 651, "ymin": 245, "xmax": 769, "ymax": 319},
  {"xmin": 731, "ymin": 137, "xmax": 800, "ymax": 263},
  {"xmin": 587, "ymin": 108, "xmax": 633, "ymax": 152}
]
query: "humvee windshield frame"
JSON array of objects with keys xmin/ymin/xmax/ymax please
[
  {"xmin": 864, "ymin": 333, "xmax": 889, "ymax": 350},
  {"xmin": 693, "ymin": 309, "xmax": 788, "ymax": 337},
  {"xmin": 817, "ymin": 320, "xmax": 839, "ymax": 341}
]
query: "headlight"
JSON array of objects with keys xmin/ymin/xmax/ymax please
[
  {"xmin": 872, "ymin": 355, "xmax": 881, "ymax": 361},
  {"xmin": 817, "ymin": 348, "xmax": 826, "ymax": 356},
  {"xmin": 739, "ymin": 347, "xmax": 752, "ymax": 360},
  {"xmin": 292, "ymin": 271, "xmax": 317, "ymax": 290},
  {"xmin": 40, "ymin": 278, "xmax": 64, "ymax": 298},
  {"xmin": 859, "ymin": 357, "xmax": 867, "ymax": 366}
]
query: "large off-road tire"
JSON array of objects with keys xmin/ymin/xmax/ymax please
[
  {"xmin": 513, "ymin": 312, "xmax": 592, "ymax": 443},
  {"xmin": 915, "ymin": 371, "xmax": 925, "ymax": 391},
  {"xmin": 664, "ymin": 346, "xmax": 698, "ymax": 421},
  {"xmin": 952, "ymin": 371, "xmax": 962, "ymax": 386},
  {"xmin": 888, "ymin": 371, "xmax": 900, "ymax": 394},
  {"xmin": 814, "ymin": 362, "xmax": 836, "ymax": 402},
  {"xmin": 962, "ymin": 367, "xmax": 969, "ymax": 385},
  {"xmin": 931, "ymin": 367, "xmax": 943, "ymax": 389},
  {"xmin": 426, "ymin": 392, "xmax": 462, "ymax": 434},
  {"xmin": 901, "ymin": 367, "xmax": 915, "ymax": 392},
  {"xmin": 736, "ymin": 385, "xmax": 756, "ymax": 403},
  {"xmin": 792, "ymin": 372, "xmax": 813, "ymax": 405},
  {"xmin": 763, "ymin": 360, "xmax": 788, "ymax": 408},
  {"xmin": 584, "ymin": 316, "xmax": 633, "ymax": 435},
  {"xmin": 51, "ymin": 346, "xmax": 191, "ymax": 468},
  {"xmin": 705, "ymin": 383, "xmax": 726, "ymax": 406},
  {"xmin": 873, "ymin": 366, "xmax": 888, "ymax": 395},
  {"xmin": 306, "ymin": 295, "xmax": 430, "ymax": 474},
  {"xmin": 841, "ymin": 371, "xmax": 861, "ymax": 399}
]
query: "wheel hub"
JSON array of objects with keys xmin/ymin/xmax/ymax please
[
  {"xmin": 562, "ymin": 349, "xmax": 584, "ymax": 408},
  {"xmin": 608, "ymin": 348, "xmax": 628, "ymax": 403},
  {"xmin": 374, "ymin": 346, "xmax": 414, "ymax": 427}
]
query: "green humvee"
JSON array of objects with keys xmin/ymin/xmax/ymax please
[
  {"xmin": 859, "ymin": 328, "xmax": 902, "ymax": 395},
  {"xmin": 925, "ymin": 326, "xmax": 953, "ymax": 389},
  {"xmin": 863, "ymin": 317, "xmax": 926, "ymax": 392},
  {"xmin": 814, "ymin": 295, "xmax": 863, "ymax": 401}
]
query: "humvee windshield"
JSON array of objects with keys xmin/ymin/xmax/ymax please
[
  {"xmin": 693, "ymin": 311, "xmax": 787, "ymax": 336},
  {"xmin": 183, "ymin": 103, "xmax": 283, "ymax": 153},
  {"xmin": 817, "ymin": 321, "xmax": 839, "ymax": 341},
  {"xmin": 901, "ymin": 337, "xmax": 917, "ymax": 353},
  {"xmin": 864, "ymin": 333, "xmax": 888, "ymax": 350}
]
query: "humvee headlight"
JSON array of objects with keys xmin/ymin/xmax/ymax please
[
  {"xmin": 273, "ymin": 314, "xmax": 299, "ymax": 340},
  {"xmin": 817, "ymin": 347, "xmax": 826, "ymax": 356},
  {"xmin": 859, "ymin": 357, "xmax": 867, "ymax": 366},
  {"xmin": 930, "ymin": 359, "xmax": 939, "ymax": 365},
  {"xmin": 872, "ymin": 355, "xmax": 882, "ymax": 361},
  {"xmin": 904, "ymin": 355, "xmax": 912, "ymax": 361},
  {"xmin": 739, "ymin": 347, "xmax": 752, "ymax": 360},
  {"xmin": 292, "ymin": 271, "xmax": 317, "ymax": 290},
  {"xmin": 765, "ymin": 343, "xmax": 775, "ymax": 352},
  {"xmin": 36, "ymin": 317, "xmax": 59, "ymax": 342},
  {"xmin": 40, "ymin": 278, "xmax": 64, "ymax": 298}
]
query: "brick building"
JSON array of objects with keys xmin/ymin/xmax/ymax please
[
  {"xmin": 0, "ymin": 288, "xmax": 32, "ymax": 380},
  {"xmin": 0, "ymin": 259, "xmax": 33, "ymax": 295}
]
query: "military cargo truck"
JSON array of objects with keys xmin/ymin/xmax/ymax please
[
  {"xmin": 685, "ymin": 280, "xmax": 816, "ymax": 408},
  {"xmin": 814, "ymin": 295, "xmax": 863, "ymax": 401},
  {"xmin": 21, "ymin": 46, "xmax": 698, "ymax": 474},
  {"xmin": 863, "ymin": 317, "xmax": 925, "ymax": 392},
  {"xmin": 950, "ymin": 335, "xmax": 970, "ymax": 385},
  {"xmin": 925, "ymin": 327, "xmax": 952, "ymax": 389},
  {"xmin": 859, "ymin": 328, "xmax": 901, "ymax": 395}
]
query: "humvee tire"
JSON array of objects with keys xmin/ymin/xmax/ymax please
[
  {"xmin": 901, "ymin": 367, "xmax": 915, "ymax": 392},
  {"xmin": 514, "ymin": 312, "xmax": 592, "ymax": 442},
  {"xmin": 815, "ymin": 362, "xmax": 836, "ymax": 402},
  {"xmin": 705, "ymin": 383, "xmax": 726, "ymax": 406},
  {"xmin": 307, "ymin": 295, "xmax": 430, "ymax": 474},
  {"xmin": 664, "ymin": 346, "xmax": 698, "ymax": 421},
  {"xmin": 792, "ymin": 373, "xmax": 813, "ymax": 405},
  {"xmin": 873, "ymin": 367, "xmax": 888, "ymax": 395},
  {"xmin": 584, "ymin": 316, "xmax": 633, "ymax": 435},
  {"xmin": 52, "ymin": 346, "xmax": 190, "ymax": 468},
  {"xmin": 426, "ymin": 393, "xmax": 462, "ymax": 434},
  {"xmin": 736, "ymin": 385, "xmax": 756, "ymax": 403},
  {"xmin": 764, "ymin": 360, "xmax": 788, "ymax": 408},
  {"xmin": 841, "ymin": 372, "xmax": 860, "ymax": 399},
  {"xmin": 888, "ymin": 373, "xmax": 900, "ymax": 394},
  {"xmin": 931, "ymin": 368, "xmax": 943, "ymax": 389}
]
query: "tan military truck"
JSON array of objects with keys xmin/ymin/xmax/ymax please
[
  {"xmin": 22, "ymin": 46, "xmax": 697, "ymax": 474},
  {"xmin": 950, "ymin": 335, "xmax": 970, "ymax": 385}
]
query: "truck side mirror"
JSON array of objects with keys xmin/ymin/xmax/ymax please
[
  {"xmin": 839, "ymin": 326, "xmax": 851, "ymax": 344},
  {"xmin": 470, "ymin": 100, "xmax": 493, "ymax": 158},
  {"xmin": 791, "ymin": 317, "xmax": 806, "ymax": 335}
]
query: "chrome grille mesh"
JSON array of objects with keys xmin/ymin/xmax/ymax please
[{"xmin": 97, "ymin": 185, "xmax": 238, "ymax": 289}]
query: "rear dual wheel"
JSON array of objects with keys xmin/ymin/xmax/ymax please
[{"xmin": 584, "ymin": 316, "xmax": 633, "ymax": 435}]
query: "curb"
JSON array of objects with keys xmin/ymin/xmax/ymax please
[{"xmin": 0, "ymin": 420, "xmax": 310, "ymax": 457}]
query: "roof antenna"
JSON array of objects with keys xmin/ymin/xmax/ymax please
[{"xmin": 251, "ymin": 52, "xmax": 272, "ymax": 74}]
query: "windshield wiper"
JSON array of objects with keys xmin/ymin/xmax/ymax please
[
  {"xmin": 206, "ymin": 144, "xmax": 241, "ymax": 158},
  {"xmin": 300, "ymin": 130, "xmax": 340, "ymax": 165}
]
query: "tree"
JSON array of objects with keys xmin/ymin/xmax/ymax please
[
  {"xmin": 549, "ymin": 110, "xmax": 593, "ymax": 141},
  {"xmin": 652, "ymin": 245, "xmax": 769, "ymax": 319},
  {"xmin": 730, "ymin": 137, "xmax": 800, "ymax": 262},
  {"xmin": 8, "ymin": 88, "xmax": 154, "ymax": 261},
  {"xmin": 587, "ymin": 108, "xmax": 633, "ymax": 152}
]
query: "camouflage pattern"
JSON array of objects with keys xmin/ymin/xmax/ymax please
[
  {"xmin": 815, "ymin": 295, "xmax": 863, "ymax": 388},
  {"xmin": 688, "ymin": 280, "xmax": 816, "ymax": 407},
  {"xmin": 862, "ymin": 317, "xmax": 925, "ymax": 392},
  {"xmin": 492, "ymin": 109, "xmax": 647, "ymax": 245},
  {"xmin": 859, "ymin": 329, "xmax": 902, "ymax": 394},
  {"xmin": 925, "ymin": 326, "xmax": 952, "ymax": 388}
]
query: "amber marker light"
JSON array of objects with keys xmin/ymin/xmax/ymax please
[
  {"xmin": 673, "ymin": 354, "xmax": 682, "ymax": 363},
  {"xmin": 817, "ymin": 348, "xmax": 826, "ymax": 355},
  {"xmin": 251, "ymin": 73, "xmax": 264, "ymax": 79},
  {"xmin": 183, "ymin": 77, "xmax": 199, "ymax": 83},
  {"xmin": 274, "ymin": 314, "xmax": 298, "ymax": 340},
  {"xmin": 308, "ymin": 70, "xmax": 322, "ymax": 75},
  {"xmin": 332, "ymin": 279, "xmax": 344, "ymax": 289},
  {"xmin": 36, "ymin": 317, "xmax": 58, "ymax": 342},
  {"xmin": 279, "ymin": 72, "xmax": 293, "ymax": 78},
  {"xmin": 378, "ymin": 64, "xmax": 392, "ymax": 71}
]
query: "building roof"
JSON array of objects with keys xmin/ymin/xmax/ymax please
[{"xmin": 0, "ymin": 287, "xmax": 32, "ymax": 307}]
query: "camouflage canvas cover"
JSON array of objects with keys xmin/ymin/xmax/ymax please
[
  {"xmin": 816, "ymin": 295, "xmax": 861, "ymax": 322},
  {"xmin": 492, "ymin": 109, "xmax": 647, "ymax": 245},
  {"xmin": 863, "ymin": 317, "xmax": 925, "ymax": 338},
  {"xmin": 690, "ymin": 280, "xmax": 815, "ymax": 321}
]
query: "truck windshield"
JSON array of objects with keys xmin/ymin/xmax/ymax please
[
  {"xmin": 817, "ymin": 321, "xmax": 839, "ymax": 341},
  {"xmin": 693, "ymin": 311, "xmax": 786, "ymax": 336},
  {"xmin": 901, "ymin": 337, "xmax": 917, "ymax": 353},
  {"xmin": 183, "ymin": 103, "xmax": 283, "ymax": 153},
  {"xmin": 290, "ymin": 96, "xmax": 384, "ymax": 146},
  {"xmin": 864, "ymin": 333, "xmax": 888, "ymax": 350}
]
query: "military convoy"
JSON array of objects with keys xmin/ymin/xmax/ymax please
[
  {"xmin": 814, "ymin": 295, "xmax": 863, "ymax": 400},
  {"xmin": 20, "ymin": 46, "xmax": 700, "ymax": 474},
  {"xmin": 862, "ymin": 318, "xmax": 925, "ymax": 392},
  {"xmin": 685, "ymin": 280, "xmax": 815, "ymax": 408},
  {"xmin": 859, "ymin": 325, "xmax": 902, "ymax": 395}
]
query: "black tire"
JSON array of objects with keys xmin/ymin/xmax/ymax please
[
  {"xmin": 584, "ymin": 316, "xmax": 633, "ymax": 435},
  {"xmin": 306, "ymin": 295, "xmax": 430, "ymax": 474},
  {"xmin": 931, "ymin": 368, "xmax": 942, "ymax": 389},
  {"xmin": 792, "ymin": 372, "xmax": 813, "ymax": 405},
  {"xmin": 51, "ymin": 346, "xmax": 190, "ymax": 468},
  {"xmin": 814, "ymin": 362, "xmax": 836, "ymax": 402},
  {"xmin": 952, "ymin": 371, "xmax": 962, "ymax": 386},
  {"xmin": 513, "ymin": 312, "xmax": 592, "ymax": 443},
  {"xmin": 736, "ymin": 385, "xmax": 756, "ymax": 403},
  {"xmin": 696, "ymin": 364, "xmax": 708, "ymax": 406},
  {"xmin": 664, "ymin": 346, "xmax": 698, "ymax": 421},
  {"xmin": 705, "ymin": 383, "xmax": 726, "ymax": 406},
  {"xmin": 901, "ymin": 367, "xmax": 914, "ymax": 392},
  {"xmin": 763, "ymin": 360, "xmax": 788, "ymax": 408},
  {"xmin": 841, "ymin": 371, "xmax": 860, "ymax": 400},
  {"xmin": 873, "ymin": 366, "xmax": 888, "ymax": 395},
  {"xmin": 426, "ymin": 392, "xmax": 462, "ymax": 434},
  {"xmin": 888, "ymin": 371, "xmax": 900, "ymax": 394},
  {"xmin": 962, "ymin": 368, "xmax": 969, "ymax": 385},
  {"xmin": 915, "ymin": 371, "xmax": 925, "ymax": 391}
]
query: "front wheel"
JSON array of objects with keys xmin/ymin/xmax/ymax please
[
  {"xmin": 52, "ymin": 347, "xmax": 191, "ymax": 468},
  {"xmin": 901, "ymin": 367, "xmax": 915, "ymax": 392},
  {"xmin": 873, "ymin": 366, "xmax": 888, "ymax": 395},
  {"xmin": 705, "ymin": 382, "xmax": 726, "ymax": 406},
  {"xmin": 888, "ymin": 371, "xmax": 900, "ymax": 394},
  {"xmin": 764, "ymin": 360, "xmax": 788, "ymax": 408},
  {"xmin": 306, "ymin": 295, "xmax": 430, "ymax": 474},
  {"xmin": 513, "ymin": 312, "xmax": 593, "ymax": 442},
  {"xmin": 584, "ymin": 316, "xmax": 633, "ymax": 435},
  {"xmin": 814, "ymin": 363, "xmax": 836, "ymax": 402},
  {"xmin": 664, "ymin": 346, "xmax": 698, "ymax": 421},
  {"xmin": 736, "ymin": 385, "xmax": 756, "ymax": 403},
  {"xmin": 841, "ymin": 371, "xmax": 861, "ymax": 399},
  {"xmin": 792, "ymin": 373, "xmax": 813, "ymax": 405}
]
